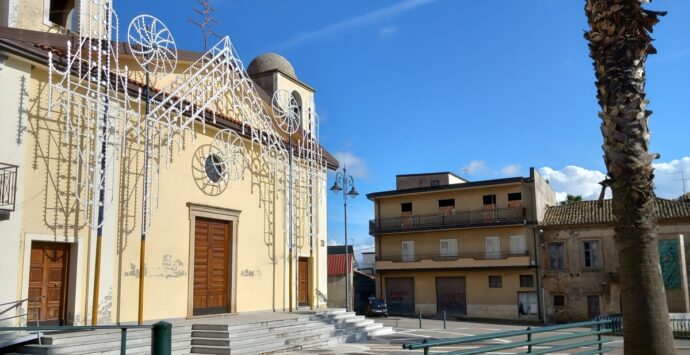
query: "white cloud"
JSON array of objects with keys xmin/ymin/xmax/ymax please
[
  {"xmin": 463, "ymin": 160, "xmax": 487, "ymax": 175},
  {"xmin": 379, "ymin": 25, "xmax": 398, "ymax": 38},
  {"xmin": 539, "ymin": 165, "xmax": 609, "ymax": 202},
  {"xmin": 500, "ymin": 164, "xmax": 522, "ymax": 176},
  {"xmin": 652, "ymin": 157, "xmax": 690, "ymax": 198},
  {"xmin": 333, "ymin": 151, "xmax": 368, "ymax": 179},
  {"xmin": 276, "ymin": 0, "xmax": 436, "ymax": 49},
  {"xmin": 539, "ymin": 157, "xmax": 690, "ymax": 202},
  {"xmin": 328, "ymin": 239, "xmax": 339, "ymax": 246}
]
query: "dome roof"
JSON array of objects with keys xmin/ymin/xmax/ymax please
[{"xmin": 247, "ymin": 53, "xmax": 297, "ymax": 79}]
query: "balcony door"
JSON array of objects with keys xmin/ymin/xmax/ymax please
[
  {"xmin": 402, "ymin": 241, "xmax": 415, "ymax": 262},
  {"xmin": 509, "ymin": 235, "xmax": 526, "ymax": 255},
  {"xmin": 485, "ymin": 236, "xmax": 500, "ymax": 259}
]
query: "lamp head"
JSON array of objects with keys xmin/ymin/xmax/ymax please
[
  {"xmin": 347, "ymin": 186, "xmax": 359, "ymax": 198},
  {"xmin": 330, "ymin": 181, "xmax": 343, "ymax": 193}
]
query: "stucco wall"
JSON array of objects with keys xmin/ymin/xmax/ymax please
[
  {"xmin": 542, "ymin": 224, "xmax": 690, "ymax": 322},
  {"xmin": 376, "ymin": 269, "xmax": 537, "ymax": 319},
  {"xmin": 0, "ymin": 56, "xmax": 32, "ymax": 326}
]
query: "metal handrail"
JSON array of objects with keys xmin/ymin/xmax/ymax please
[
  {"xmin": 369, "ymin": 207, "xmax": 526, "ymax": 235},
  {"xmin": 376, "ymin": 250, "xmax": 529, "ymax": 263},
  {"xmin": 316, "ymin": 289, "xmax": 328, "ymax": 304},
  {"xmin": 0, "ymin": 322, "xmax": 172, "ymax": 355},
  {"xmin": 0, "ymin": 297, "xmax": 43, "ymax": 345},
  {"xmin": 402, "ymin": 319, "xmax": 613, "ymax": 355}
]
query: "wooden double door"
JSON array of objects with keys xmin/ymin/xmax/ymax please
[
  {"xmin": 298, "ymin": 257, "xmax": 309, "ymax": 306},
  {"xmin": 27, "ymin": 242, "xmax": 70, "ymax": 325},
  {"xmin": 193, "ymin": 218, "xmax": 231, "ymax": 316}
]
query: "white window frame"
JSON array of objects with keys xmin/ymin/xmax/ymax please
[
  {"xmin": 439, "ymin": 238, "xmax": 458, "ymax": 257},
  {"xmin": 401, "ymin": 241, "xmax": 415, "ymax": 262},
  {"xmin": 485, "ymin": 236, "xmax": 500, "ymax": 259},
  {"xmin": 509, "ymin": 235, "xmax": 526, "ymax": 255}
]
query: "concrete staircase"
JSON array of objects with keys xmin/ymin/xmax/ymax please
[{"xmin": 6, "ymin": 309, "xmax": 393, "ymax": 354}]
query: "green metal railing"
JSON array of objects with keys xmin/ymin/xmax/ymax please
[
  {"xmin": 597, "ymin": 314, "xmax": 690, "ymax": 339},
  {"xmin": 402, "ymin": 319, "xmax": 613, "ymax": 355},
  {"xmin": 0, "ymin": 321, "xmax": 171, "ymax": 355}
]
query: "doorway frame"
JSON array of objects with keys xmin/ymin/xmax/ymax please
[
  {"xmin": 186, "ymin": 203, "xmax": 240, "ymax": 318},
  {"xmin": 20, "ymin": 233, "xmax": 82, "ymax": 326}
]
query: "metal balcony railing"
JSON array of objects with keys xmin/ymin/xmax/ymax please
[
  {"xmin": 0, "ymin": 163, "xmax": 18, "ymax": 212},
  {"xmin": 369, "ymin": 207, "xmax": 526, "ymax": 235},
  {"xmin": 376, "ymin": 250, "xmax": 529, "ymax": 263}
]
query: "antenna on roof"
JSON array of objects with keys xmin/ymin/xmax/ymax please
[
  {"xmin": 188, "ymin": 0, "xmax": 221, "ymax": 52},
  {"xmin": 677, "ymin": 170, "xmax": 689, "ymax": 194}
]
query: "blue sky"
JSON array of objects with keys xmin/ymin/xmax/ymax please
[{"xmin": 114, "ymin": 0, "xmax": 690, "ymax": 260}]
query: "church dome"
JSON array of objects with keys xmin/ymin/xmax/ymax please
[{"xmin": 247, "ymin": 53, "xmax": 297, "ymax": 79}]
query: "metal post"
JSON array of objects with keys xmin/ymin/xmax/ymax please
[
  {"xmin": 597, "ymin": 322, "xmax": 602, "ymax": 352},
  {"xmin": 343, "ymin": 166, "xmax": 349, "ymax": 312},
  {"xmin": 151, "ymin": 321, "xmax": 172, "ymax": 355},
  {"xmin": 422, "ymin": 338, "xmax": 429, "ymax": 355},
  {"xmin": 443, "ymin": 310, "xmax": 447, "ymax": 329},
  {"xmin": 526, "ymin": 326, "xmax": 532, "ymax": 353},
  {"xmin": 138, "ymin": 69, "xmax": 151, "ymax": 325},
  {"xmin": 419, "ymin": 311, "xmax": 422, "ymax": 329},
  {"xmin": 120, "ymin": 328, "xmax": 127, "ymax": 355},
  {"xmin": 288, "ymin": 132, "xmax": 293, "ymax": 312}
]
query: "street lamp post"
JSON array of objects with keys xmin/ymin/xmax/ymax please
[{"xmin": 330, "ymin": 166, "xmax": 358, "ymax": 312}]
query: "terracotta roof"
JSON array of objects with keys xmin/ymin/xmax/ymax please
[
  {"xmin": 327, "ymin": 254, "xmax": 355, "ymax": 276},
  {"xmin": 0, "ymin": 26, "xmax": 339, "ymax": 170},
  {"xmin": 541, "ymin": 198, "xmax": 690, "ymax": 228}
]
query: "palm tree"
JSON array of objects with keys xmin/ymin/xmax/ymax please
[
  {"xmin": 560, "ymin": 194, "xmax": 582, "ymax": 205},
  {"xmin": 584, "ymin": 1, "xmax": 675, "ymax": 353}
]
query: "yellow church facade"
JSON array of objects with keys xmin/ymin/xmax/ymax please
[{"xmin": 0, "ymin": 0, "xmax": 336, "ymax": 326}]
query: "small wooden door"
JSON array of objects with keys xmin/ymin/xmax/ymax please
[
  {"xmin": 193, "ymin": 219, "xmax": 229, "ymax": 316},
  {"xmin": 587, "ymin": 295, "xmax": 601, "ymax": 320},
  {"xmin": 298, "ymin": 258, "xmax": 309, "ymax": 306},
  {"xmin": 27, "ymin": 242, "xmax": 70, "ymax": 325}
]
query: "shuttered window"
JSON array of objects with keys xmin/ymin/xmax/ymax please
[
  {"xmin": 485, "ymin": 236, "xmax": 500, "ymax": 259},
  {"xmin": 402, "ymin": 241, "xmax": 415, "ymax": 262},
  {"xmin": 509, "ymin": 235, "xmax": 526, "ymax": 254},
  {"xmin": 440, "ymin": 239, "xmax": 458, "ymax": 257}
]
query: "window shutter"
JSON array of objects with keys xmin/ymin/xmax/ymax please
[
  {"xmin": 510, "ymin": 235, "xmax": 526, "ymax": 254},
  {"xmin": 440, "ymin": 240, "xmax": 449, "ymax": 255},
  {"xmin": 486, "ymin": 237, "xmax": 500, "ymax": 259},
  {"xmin": 402, "ymin": 241, "xmax": 414, "ymax": 262}
]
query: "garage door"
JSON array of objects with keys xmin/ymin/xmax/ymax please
[
  {"xmin": 386, "ymin": 277, "xmax": 415, "ymax": 315},
  {"xmin": 436, "ymin": 277, "xmax": 466, "ymax": 315}
]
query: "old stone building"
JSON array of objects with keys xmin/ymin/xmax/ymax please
[{"xmin": 540, "ymin": 198, "xmax": 690, "ymax": 322}]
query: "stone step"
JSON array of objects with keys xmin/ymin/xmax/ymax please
[
  {"xmin": 17, "ymin": 336, "xmax": 192, "ymax": 355},
  {"xmin": 40, "ymin": 326, "xmax": 193, "ymax": 346}
]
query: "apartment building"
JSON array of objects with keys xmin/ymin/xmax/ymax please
[{"xmin": 367, "ymin": 169, "xmax": 557, "ymax": 320}]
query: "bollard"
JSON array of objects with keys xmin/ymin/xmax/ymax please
[
  {"xmin": 422, "ymin": 338, "xmax": 429, "ymax": 355},
  {"xmin": 419, "ymin": 311, "xmax": 422, "ymax": 329},
  {"xmin": 526, "ymin": 327, "xmax": 532, "ymax": 353},
  {"xmin": 443, "ymin": 310, "xmax": 447, "ymax": 330},
  {"xmin": 152, "ymin": 321, "xmax": 172, "ymax": 355}
]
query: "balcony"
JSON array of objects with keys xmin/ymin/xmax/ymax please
[
  {"xmin": 369, "ymin": 207, "xmax": 526, "ymax": 235},
  {"xmin": 375, "ymin": 250, "xmax": 531, "ymax": 271},
  {"xmin": 0, "ymin": 163, "xmax": 18, "ymax": 221}
]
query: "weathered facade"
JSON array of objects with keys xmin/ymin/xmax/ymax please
[
  {"xmin": 326, "ymin": 245, "xmax": 355, "ymax": 310},
  {"xmin": 541, "ymin": 199, "xmax": 690, "ymax": 322},
  {"xmin": 368, "ymin": 169, "xmax": 557, "ymax": 320},
  {"xmin": 0, "ymin": 0, "xmax": 336, "ymax": 326}
]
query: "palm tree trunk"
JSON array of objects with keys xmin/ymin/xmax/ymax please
[{"xmin": 584, "ymin": 1, "xmax": 676, "ymax": 354}]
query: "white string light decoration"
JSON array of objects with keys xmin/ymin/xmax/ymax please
[
  {"xmin": 47, "ymin": 1, "xmax": 140, "ymax": 229},
  {"xmin": 271, "ymin": 89, "xmax": 301, "ymax": 135},
  {"xmin": 127, "ymin": 15, "xmax": 178, "ymax": 76}
]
